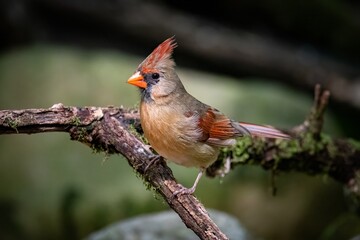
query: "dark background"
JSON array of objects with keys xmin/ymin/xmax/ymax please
[{"xmin": 0, "ymin": 0, "xmax": 359, "ymax": 239}]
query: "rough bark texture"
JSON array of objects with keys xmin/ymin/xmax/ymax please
[
  {"xmin": 207, "ymin": 86, "xmax": 360, "ymax": 197},
  {"xmin": 0, "ymin": 103, "xmax": 228, "ymax": 240},
  {"xmin": 0, "ymin": 87, "xmax": 360, "ymax": 238}
]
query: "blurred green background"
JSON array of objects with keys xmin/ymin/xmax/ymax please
[{"xmin": 1, "ymin": 0, "xmax": 360, "ymax": 239}]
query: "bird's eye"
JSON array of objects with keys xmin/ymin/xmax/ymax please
[{"xmin": 151, "ymin": 73, "xmax": 160, "ymax": 80}]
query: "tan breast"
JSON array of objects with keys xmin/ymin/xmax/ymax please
[{"xmin": 140, "ymin": 101, "xmax": 220, "ymax": 168}]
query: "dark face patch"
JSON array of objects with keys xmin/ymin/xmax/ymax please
[
  {"xmin": 140, "ymin": 71, "xmax": 161, "ymax": 102},
  {"xmin": 144, "ymin": 72, "xmax": 160, "ymax": 86}
]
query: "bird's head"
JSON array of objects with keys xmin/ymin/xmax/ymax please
[{"xmin": 127, "ymin": 37, "xmax": 185, "ymax": 102}]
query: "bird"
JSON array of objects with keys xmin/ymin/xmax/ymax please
[{"xmin": 127, "ymin": 37, "xmax": 289, "ymax": 197}]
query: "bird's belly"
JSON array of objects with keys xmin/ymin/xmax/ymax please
[
  {"xmin": 140, "ymin": 104, "xmax": 219, "ymax": 168},
  {"xmin": 147, "ymin": 130, "xmax": 219, "ymax": 168}
]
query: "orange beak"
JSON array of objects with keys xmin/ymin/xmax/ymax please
[{"xmin": 127, "ymin": 71, "xmax": 147, "ymax": 89}]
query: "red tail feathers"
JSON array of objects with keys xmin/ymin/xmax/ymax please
[{"xmin": 239, "ymin": 122, "xmax": 290, "ymax": 139}]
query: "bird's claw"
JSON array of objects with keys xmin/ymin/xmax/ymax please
[
  {"xmin": 170, "ymin": 185, "xmax": 195, "ymax": 201},
  {"xmin": 144, "ymin": 155, "xmax": 162, "ymax": 173}
]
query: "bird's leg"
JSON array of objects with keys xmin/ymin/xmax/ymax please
[
  {"xmin": 139, "ymin": 143, "xmax": 163, "ymax": 173},
  {"xmin": 172, "ymin": 168, "xmax": 205, "ymax": 199}
]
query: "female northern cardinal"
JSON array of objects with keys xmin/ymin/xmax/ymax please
[{"xmin": 127, "ymin": 37, "xmax": 289, "ymax": 196}]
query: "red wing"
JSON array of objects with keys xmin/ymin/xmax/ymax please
[
  {"xmin": 197, "ymin": 108, "xmax": 289, "ymax": 147},
  {"xmin": 198, "ymin": 108, "xmax": 248, "ymax": 143}
]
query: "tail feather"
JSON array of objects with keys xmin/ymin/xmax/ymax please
[{"xmin": 239, "ymin": 122, "xmax": 290, "ymax": 139}]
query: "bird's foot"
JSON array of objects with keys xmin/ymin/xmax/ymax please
[
  {"xmin": 170, "ymin": 169, "xmax": 204, "ymax": 201},
  {"xmin": 144, "ymin": 155, "xmax": 162, "ymax": 173},
  {"xmin": 171, "ymin": 185, "xmax": 196, "ymax": 201}
]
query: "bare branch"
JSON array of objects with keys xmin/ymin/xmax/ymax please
[
  {"xmin": 207, "ymin": 86, "xmax": 360, "ymax": 200},
  {"xmin": 0, "ymin": 104, "xmax": 228, "ymax": 240},
  {"xmin": 1, "ymin": 86, "xmax": 360, "ymax": 235},
  {"xmin": 293, "ymin": 84, "xmax": 330, "ymax": 137}
]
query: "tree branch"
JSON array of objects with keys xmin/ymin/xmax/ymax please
[
  {"xmin": 207, "ymin": 85, "xmax": 360, "ymax": 200},
  {"xmin": 0, "ymin": 103, "xmax": 228, "ymax": 240},
  {"xmin": 1, "ymin": 86, "xmax": 360, "ymax": 237}
]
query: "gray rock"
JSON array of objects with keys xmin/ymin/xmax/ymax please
[{"xmin": 87, "ymin": 209, "xmax": 255, "ymax": 240}]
